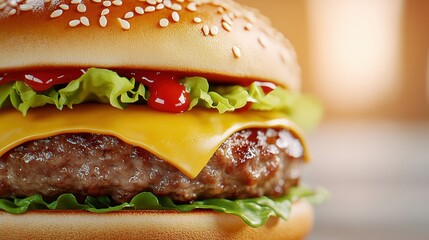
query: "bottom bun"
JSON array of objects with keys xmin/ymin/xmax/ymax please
[{"xmin": 0, "ymin": 200, "xmax": 313, "ymax": 240}]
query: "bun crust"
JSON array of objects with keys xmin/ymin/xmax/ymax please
[
  {"xmin": 0, "ymin": 201, "xmax": 312, "ymax": 240},
  {"xmin": 0, "ymin": 0, "xmax": 300, "ymax": 90},
  {"xmin": 0, "ymin": 1, "xmax": 310, "ymax": 239}
]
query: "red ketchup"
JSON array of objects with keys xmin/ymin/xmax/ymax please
[
  {"xmin": 0, "ymin": 69, "xmax": 84, "ymax": 92},
  {"xmin": 114, "ymin": 70, "xmax": 191, "ymax": 113},
  {"xmin": 1, "ymin": 69, "xmax": 191, "ymax": 113},
  {"xmin": 255, "ymin": 81, "xmax": 277, "ymax": 95},
  {"xmin": 0, "ymin": 69, "xmax": 277, "ymax": 114}
]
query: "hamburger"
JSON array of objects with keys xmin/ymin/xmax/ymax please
[{"xmin": 0, "ymin": 0, "xmax": 323, "ymax": 239}]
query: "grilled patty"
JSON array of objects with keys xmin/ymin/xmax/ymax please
[{"xmin": 0, "ymin": 128, "xmax": 304, "ymax": 203}]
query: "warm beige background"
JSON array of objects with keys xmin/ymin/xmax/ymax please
[
  {"xmin": 237, "ymin": 0, "xmax": 429, "ymax": 120},
  {"xmin": 236, "ymin": 1, "xmax": 429, "ymax": 240},
  {"xmin": 235, "ymin": 0, "xmax": 311, "ymax": 96}
]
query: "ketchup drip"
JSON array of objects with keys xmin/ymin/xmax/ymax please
[
  {"xmin": 0, "ymin": 69, "xmax": 276, "ymax": 113},
  {"xmin": 117, "ymin": 70, "xmax": 190, "ymax": 113},
  {"xmin": 1, "ymin": 69, "xmax": 191, "ymax": 114},
  {"xmin": 255, "ymin": 81, "xmax": 277, "ymax": 95},
  {"xmin": 0, "ymin": 69, "xmax": 84, "ymax": 92}
]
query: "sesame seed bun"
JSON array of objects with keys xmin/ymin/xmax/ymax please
[
  {"xmin": 0, "ymin": 201, "xmax": 313, "ymax": 240},
  {"xmin": 0, "ymin": 1, "xmax": 311, "ymax": 239},
  {"xmin": 0, "ymin": 0, "xmax": 300, "ymax": 90}
]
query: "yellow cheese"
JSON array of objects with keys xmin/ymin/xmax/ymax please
[{"xmin": 0, "ymin": 104, "xmax": 307, "ymax": 178}]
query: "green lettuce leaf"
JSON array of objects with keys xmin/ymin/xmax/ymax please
[
  {"xmin": 0, "ymin": 68, "xmax": 147, "ymax": 116},
  {"xmin": 58, "ymin": 69, "xmax": 147, "ymax": 109},
  {"xmin": 0, "ymin": 68, "xmax": 322, "ymax": 130},
  {"xmin": 183, "ymin": 77, "xmax": 323, "ymax": 130},
  {"xmin": 0, "ymin": 186, "xmax": 327, "ymax": 228},
  {"xmin": 182, "ymin": 77, "xmax": 249, "ymax": 113}
]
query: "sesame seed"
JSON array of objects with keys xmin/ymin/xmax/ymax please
[
  {"xmin": 19, "ymin": 4, "xmax": 32, "ymax": 11},
  {"xmin": 99, "ymin": 15, "xmax": 108, "ymax": 27},
  {"xmin": 193, "ymin": 17, "xmax": 202, "ymax": 23},
  {"xmin": 112, "ymin": 0, "xmax": 122, "ymax": 6},
  {"xmin": 103, "ymin": 1, "xmax": 112, "ymax": 7},
  {"xmin": 280, "ymin": 51, "xmax": 292, "ymax": 63},
  {"xmin": 71, "ymin": 0, "xmax": 81, "ymax": 4},
  {"xmin": 187, "ymin": 3, "xmax": 197, "ymax": 12},
  {"xmin": 164, "ymin": 0, "xmax": 172, "ymax": 8},
  {"xmin": 245, "ymin": 13, "xmax": 256, "ymax": 24},
  {"xmin": 235, "ymin": 11, "xmax": 243, "ymax": 18},
  {"xmin": 171, "ymin": 3, "xmax": 182, "ymax": 11},
  {"xmin": 69, "ymin": 19, "xmax": 81, "ymax": 27},
  {"xmin": 145, "ymin": 6, "xmax": 155, "ymax": 12},
  {"xmin": 210, "ymin": 26, "xmax": 219, "ymax": 36},
  {"xmin": 202, "ymin": 25, "xmax": 210, "ymax": 36},
  {"xmin": 92, "ymin": 0, "xmax": 102, "ymax": 3},
  {"xmin": 222, "ymin": 21, "xmax": 232, "ymax": 32},
  {"xmin": 101, "ymin": 8, "xmax": 110, "ymax": 15},
  {"xmin": 232, "ymin": 46, "xmax": 241, "ymax": 58},
  {"xmin": 280, "ymin": 52, "xmax": 286, "ymax": 63},
  {"xmin": 228, "ymin": 12, "xmax": 236, "ymax": 20},
  {"xmin": 156, "ymin": 3, "xmax": 164, "ymax": 10},
  {"xmin": 159, "ymin": 18, "xmax": 169, "ymax": 28},
  {"xmin": 59, "ymin": 4, "xmax": 70, "ymax": 10},
  {"xmin": 118, "ymin": 18, "xmax": 130, "ymax": 30},
  {"xmin": 172, "ymin": 11, "xmax": 180, "ymax": 22},
  {"xmin": 135, "ymin": 6, "xmax": 144, "ymax": 15},
  {"xmin": 124, "ymin": 11, "xmax": 134, "ymax": 19},
  {"xmin": 0, "ymin": 3, "xmax": 7, "ymax": 10},
  {"xmin": 244, "ymin": 23, "xmax": 253, "ymax": 31},
  {"xmin": 50, "ymin": 9, "xmax": 63, "ymax": 18},
  {"xmin": 156, "ymin": 0, "xmax": 162, "ymax": 3},
  {"xmin": 77, "ymin": 3, "xmax": 86, "ymax": 13},
  {"xmin": 222, "ymin": 15, "xmax": 233, "ymax": 25},
  {"xmin": 9, "ymin": 1, "xmax": 17, "ymax": 7},
  {"xmin": 80, "ymin": 16, "xmax": 90, "ymax": 26},
  {"xmin": 8, "ymin": 9, "xmax": 17, "ymax": 16},
  {"xmin": 147, "ymin": 0, "xmax": 156, "ymax": 5},
  {"xmin": 258, "ymin": 36, "xmax": 268, "ymax": 48}
]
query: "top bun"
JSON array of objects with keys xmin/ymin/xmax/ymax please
[{"xmin": 0, "ymin": 0, "xmax": 300, "ymax": 90}]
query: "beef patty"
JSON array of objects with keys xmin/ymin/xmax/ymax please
[{"xmin": 0, "ymin": 128, "xmax": 304, "ymax": 203}]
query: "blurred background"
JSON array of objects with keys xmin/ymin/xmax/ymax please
[{"xmin": 237, "ymin": 0, "xmax": 429, "ymax": 239}]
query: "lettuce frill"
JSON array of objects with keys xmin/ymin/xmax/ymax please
[
  {"xmin": 0, "ymin": 68, "xmax": 322, "ymax": 130},
  {"xmin": 0, "ymin": 186, "xmax": 327, "ymax": 228}
]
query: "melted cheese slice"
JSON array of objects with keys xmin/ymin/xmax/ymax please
[{"xmin": 0, "ymin": 104, "xmax": 307, "ymax": 178}]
